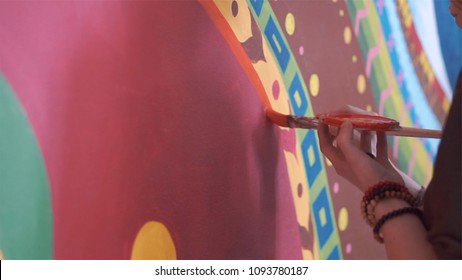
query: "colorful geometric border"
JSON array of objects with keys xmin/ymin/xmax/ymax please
[
  {"xmin": 247, "ymin": 0, "xmax": 342, "ymax": 260},
  {"xmin": 201, "ymin": 0, "xmax": 343, "ymax": 259},
  {"xmin": 346, "ymin": 0, "xmax": 435, "ymax": 185}
]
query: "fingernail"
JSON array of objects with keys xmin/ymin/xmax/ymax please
[
  {"xmin": 366, "ymin": 152, "xmax": 376, "ymax": 159},
  {"xmin": 341, "ymin": 121, "xmax": 353, "ymax": 129}
]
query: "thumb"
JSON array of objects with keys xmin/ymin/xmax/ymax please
[{"xmin": 336, "ymin": 121, "xmax": 356, "ymax": 157}]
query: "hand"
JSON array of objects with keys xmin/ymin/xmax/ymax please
[{"xmin": 317, "ymin": 106, "xmax": 404, "ymax": 193}]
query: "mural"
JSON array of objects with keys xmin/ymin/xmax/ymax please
[{"xmin": 0, "ymin": 0, "xmax": 461, "ymax": 260}]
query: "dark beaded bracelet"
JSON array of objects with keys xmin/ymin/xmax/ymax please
[{"xmin": 372, "ymin": 206, "xmax": 423, "ymax": 243}]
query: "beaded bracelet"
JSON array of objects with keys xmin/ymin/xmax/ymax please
[
  {"xmin": 360, "ymin": 181, "xmax": 420, "ymax": 226},
  {"xmin": 372, "ymin": 206, "xmax": 423, "ymax": 243},
  {"xmin": 361, "ymin": 183, "xmax": 418, "ymax": 226},
  {"xmin": 361, "ymin": 189, "xmax": 418, "ymax": 226}
]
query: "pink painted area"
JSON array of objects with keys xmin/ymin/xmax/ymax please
[
  {"xmin": 0, "ymin": 2, "xmax": 301, "ymax": 260},
  {"xmin": 354, "ymin": 2, "xmax": 369, "ymax": 36},
  {"xmin": 345, "ymin": 243, "xmax": 352, "ymax": 254},
  {"xmin": 396, "ymin": 71, "xmax": 404, "ymax": 86},
  {"xmin": 365, "ymin": 34, "xmax": 381, "ymax": 78},
  {"xmin": 333, "ymin": 182, "xmax": 340, "ymax": 194},
  {"xmin": 387, "ymin": 33, "xmax": 395, "ymax": 51},
  {"xmin": 272, "ymin": 80, "xmax": 280, "ymax": 100},
  {"xmin": 405, "ymin": 100, "xmax": 414, "ymax": 111},
  {"xmin": 376, "ymin": 0, "xmax": 384, "ymax": 15},
  {"xmin": 378, "ymin": 86, "xmax": 392, "ymax": 116},
  {"xmin": 299, "ymin": 46, "xmax": 304, "ymax": 56},
  {"xmin": 280, "ymin": 127, "xmax": 298, "ymax": 160}
]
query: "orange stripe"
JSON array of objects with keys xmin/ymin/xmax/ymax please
[{"xmin": 199, "ymin": 1, "xmax": 271, "ymax": 110}]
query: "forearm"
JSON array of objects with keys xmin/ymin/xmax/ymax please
[{"xmin": 375, "ymin": 199, "xmax": 437, "ymax": 259}]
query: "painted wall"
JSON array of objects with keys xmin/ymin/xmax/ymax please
[{"xmin": 0, "ymin": 0, "xmax": 460, "ymax": 260}]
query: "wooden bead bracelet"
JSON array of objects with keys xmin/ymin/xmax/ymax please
[{"xmin": 360, "ymin": 181, "xmax": 420, "ymax": 226}]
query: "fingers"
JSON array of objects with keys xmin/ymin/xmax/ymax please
[
  {"xmin": 317, "ymin": 123, "xmax": 341, "ymax": 164},
  {"xmin": 318, "ymin": 122, "xmax": 361, "ymax": 186},
  {"xmin": 336, "ymin": 121, "xmax": 372, "ymax": 163},
  {"xmin": 317, "ymin": 118, "xmax": 404, "ymax": 192},
  {"xmin": 375, "ymin": 131, "xmax": 399, "ymax": 172},
  {"xmin": 375, "ymin": 131, "xmax": 388, "ymax": 161},
  {"xmin": 327, "ymin": 121, "xmax": 379, "ymax": 162},
  {"xmin": 360, "ymin": 130, "xmax": 373, "ymax": 156},
  {"xmin": 336, "ymin": 121, "xmax": 384, "ymax": 191},
  {"xmin": 335, "ymin": 121, "xmax": 357, "ymax": 159}
]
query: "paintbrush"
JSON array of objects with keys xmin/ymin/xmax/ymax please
[{"xmin": 266, "ymin": 109, "xmax": 442, "ymax": 139}]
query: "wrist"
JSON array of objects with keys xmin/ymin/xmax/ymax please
[{"xmin": 360, "ymin": 181, "xmax": 424, "ymax": 244}]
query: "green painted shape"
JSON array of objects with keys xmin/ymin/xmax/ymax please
[{"xmin": 0, "ymin": 75, "xmax": 53, "ymax": 259}]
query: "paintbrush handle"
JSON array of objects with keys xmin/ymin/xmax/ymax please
[
  {"xmin": 296, "ymin": 120, "xmax": 442, "ymax": 138},
  {"xmin": 386, "ymin": 126, "xmax": 442, "ymax": 138},
  {"xmin": 265, "ymin": 110, "xmax": 443, "ymax": 138}
]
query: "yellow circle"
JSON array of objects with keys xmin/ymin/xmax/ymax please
[
  {"xmin": 131, "ymin": 221, "xmax": 177, "ymax": 260},
  {"xmin": 352, "ymin": 55, "xmax": 357, "ymax": 63},
  {"xmin": 339, "ymin": 9, "xmax": 344, "ymax": 17},
  {"xmin": 338, "ymin": 207, "xmax": 349, "ymax": 231},
  {"xmin": 343, "ymin": 26, "xmax": 352, "ymax": 45},
  {"xmin": 357, "ymin": 74, "xmax": 366, "ymax": 94},
  {"xmin": 309, "ymin": 74, "xmax": 320, "ymax": 97},
  {"xmin": 285, "ymin": 13, "xmax": 295, "ymax": 35},
  {"xmin": 366, "ymin": 105, "xmax": 373, "ymax": 112}
]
